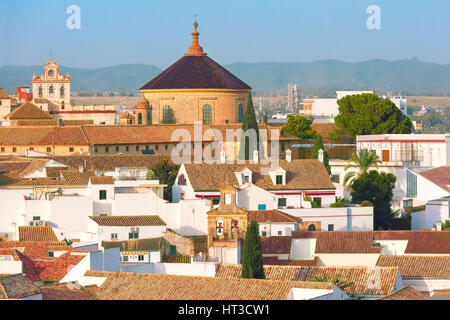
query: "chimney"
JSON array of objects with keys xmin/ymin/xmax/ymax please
[
  {"xmin": 318, "ymin": 149, "xmax": 324, "ymax": 163},
  {"xmin": 219, "ymin": 149, "xmax": 226, "ymax": 164},
  {"xmin": 286, "ymin": 149, "xmax": 292, "ymax": 163},
  {"xmin": 252, "ymin": 149, "xmax": 259, "ymax": 163}
]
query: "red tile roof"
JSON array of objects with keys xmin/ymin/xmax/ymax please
[
  {"xmin": 248, "ymin": 210, "xmax": 301, "ymax": 223},
  {"xmin": 417, "ymin": 166, "xmax": 450, "ymax": 192},
  {"xmin": 0, "ymin": 126, "xmax": 89, "ymax": 146},
  {"xmin": 40, "ymin": 283, "xmax": 97, "ymax": 300},
  {"xmin": 0, "ymin": 274, "xmax": 41, "ymax": 299},
  {"xmin": 4, "ymin": 102, "xmax": 53, "ymax": 120},
  {"xmin": 376, "ymin": 255, "xmax": 450, "ymax": 279},
  {"xmin": 215, "ymin": 264, "xmax": 400, "ymax": 296},
  {"xmin": 84, "ymin": 270, "xmax": 332, "ymax": 300},
  {"xmin": 378, "ymin": 286, "xmax": 428, "ymax": 300},
  {"xmin": 89, "ymin": 215, "xmax": 166, "ymax": 227},
  {"xmin": 261, "ymin": 236, "xmax": 292, "ymax": 254},
  {"xmin": 18, "ymin": 226, "xmax": 58, "ymax": 242},
  {"xmin": 89, "ymin": 175, "xmax": 114, "ymax": 185}
]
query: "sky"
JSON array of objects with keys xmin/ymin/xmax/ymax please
[{"xmin": 0, "ymin": 0, "xmax": 449, "ymax": 69}]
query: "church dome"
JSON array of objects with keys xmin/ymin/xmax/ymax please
[{"xmin": 140, "ymin": 24, "xmax": 251, "ymax": 91}]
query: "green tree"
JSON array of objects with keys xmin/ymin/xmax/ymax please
[
  {"xmin": 351, "ymin": 170, "xmax": 397, "ymax": 230},
  {"xmin": 311, "ymin": 134, "xmax": 331, "ymax": 175},
  {"xmin": 238, "ymin": 91, "xmax": 263, "ymax": 160},
  {"xmin": 311, "ymin": 274, "xmax": 354, "ymax": 291},
  {"xmin": 151, "ymin": 159, "xmax": 180, "ymax": 201},
  {"xmin": 343, "ymin": 149, "xmax": 381, "ymax": 186},
  {"xmin": 242, "ymin": 221, "xmax": 265, "ymax": 279},
  {"xmin": 283, "ymin": 115, "xmax": 317, "ymax": 139},
  {"xmin": 331, "ymin": 93, "xmax": 413, "ymax": 138}
]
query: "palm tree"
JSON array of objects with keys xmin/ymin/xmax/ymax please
[
  {"xmin": 311, "ymin": 274, "xmax": 354, "ymax": 290},
  {"xmin": 343, "ymin": 149, "xmax": 381, "ymax": 186}
]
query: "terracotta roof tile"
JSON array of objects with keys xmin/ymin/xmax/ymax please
[
  {"xmin": 18, "ymin": 226, "xmax": 58, "ymax": 242},
  {"xmin": 85, "ymin": 270, "xmax": 331, "ymax": 300},
  {"xmin": 4, "ymin": 102, "xmax": 53, "ymax": 120},
  {"xmin": 185, "ymin": 159, "xmax": 335, "ymax": 191},
  {"xmin": 248, "ymin": 210, "xmax": 301, "ymax": 223},
  {"xmin": 0, "ymin": 88, "xmax": 10, "ymax": 99},
  {"xmin": 40, "ymin": 283, "xmax": 97, "ymax": 300},
  {"xmin": 215, "ymin": 264, "xmax": 399, "ymax": 296},
  {"xmin": 89, "ymin": 215, "xmax": 166, "ymax": 227},
  {"xmin": 0, "ymin": 274, "xmax": 41, "ymax": 299},
  {"xmin": 417, "ymin": 166, "xmax": 450, "ymax": 192},
  {"xmin": 376, "ymin": 255, "xmax": 450, "ymax": 279},
  {"xmin": 261, "ymin": 236, "xmax": 292, "ymax": 254},
  {"xmin": 378, "ymin": 285, "xmax": 428, "ymax": 300},
  {"xmin": 89, "ymin": 175, "xmax": 114, "ymax": 185},
  {"xmin": 0, "ymin": 126, "xmax": 89, "ymax": 146},
  {"xmin": 60, "ymin": 169, "xmax": 96, "ymax": 185}
]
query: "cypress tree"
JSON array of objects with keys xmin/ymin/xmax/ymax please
[
  {"xmin": 238, "ymin": 91, "xmax": 263, "ymax": 160},
  {"xmin": 241, "ymin": 221, "xmax": 265, "ymax": 279},
  {"xmin": 311, "ymin": 134, "xmax": 331, "ymax": 175}
]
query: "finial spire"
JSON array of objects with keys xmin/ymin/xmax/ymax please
[{"xmin": 185, "ymin": 15, "xmax": 206, "ymax": 56}]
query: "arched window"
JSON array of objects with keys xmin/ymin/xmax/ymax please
[
  {"xmin": 178, "ymin": 174, "xmax": 186, "ymax": 185},
  {"xmin": 49, "ymin": 85, "xmax": 54, "ymax": 94},
  {"xmin": 137, "ymin": 113, "xmax": 143, "ymax": 125},
  {"xmin": 147, "ymin": 111, "xmax": 152, "ymax": 125},
  {"xmin": 38, "ymin": 86, "xmax": 43, "ymax": 97},
  {"xmin": 162, "ymin": 106, "xmax": 173, "ymax": 124},
  {"xmin": 216, "ymin": 219, "xmax": 224, "ymax": 236},
  {"xmin": 202, "ymin": 104, "xmax": 212, "ymax": 124},
  {"xmin": 60, "ymin": 86, "xmax": 64, "ymax": 97},
  {"xmin": 308, "ymin": 224, "xmax": 316, "ymax": 231},
  {"xmin": 238, "ymin": 104, "xmax": 244, "ymax": 123}
]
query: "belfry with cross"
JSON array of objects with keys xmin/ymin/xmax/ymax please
[{"xmin": 206, "ymin": 175, "xmax": 248, "ymax": 263}]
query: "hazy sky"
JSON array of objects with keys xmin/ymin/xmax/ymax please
[{"xmin": 1, "ymin": 0, "xmax": 449, "ymax": 69}]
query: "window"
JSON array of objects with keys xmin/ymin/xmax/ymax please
[
  {"xmin": 147, "ymin": 112, "xmax": 152, "ymax": 124},
  {"xmin": 202, "ymin": 104, "xmax": 212, "ymax": 124},
  {"xmin": 33, "ymin": 216, "xmax": 40, "ymax": 221},
  {"xmin": 136, "ymin": 145, "xmax": 139, "ymax": 151},
  {"xmin": 49, "ymin": 85, "xmax": 54, "ymax": 94},
  {"xmin": 177, "ymin": 174, "xmax": 186, "ymax": 185},
  {"xmin": 29, "ymin": 147, "xmax": 34, "ymax": 151},
  {"xmin": 145, "ymin": 145, "xmax": 149, "ymax": 150},
  {"xmin": 331, "ymin": 174, "xmax": 340, "ymax": 183},
  {"xmin": 276, "ymin": 175, "xmax": 283, "ymax": 185},
  {"xmin": 165, "ymin": 145, "xmax": 168, "ymax": 151},
  {"xmin": 406, "ymin": 170, "xmax": 417, "ymax": 197},
  {"xmin": 38, "ymin": 86, "xmax": 43, "ymax": 96},
  {"xmin": 0, "ymin": 147, "xmax": 4, "ymax": 152},
  {"xmin": 278, "ymin": 197, "xmax": 287, "ymax": 208},
  {"xmin": 308, "ymin": 224, "xmax": 316, "ymax": 231},
  {"xmin": 125, "ymin": 146, "xmax": 129, "ymax": 152},
  {"xmin": 99, "ymin": 190, "xmax": 107, "ymax": 200},
  {"xmin": 47, "ymin": 147, "xmax": 52, "ymax": 152},
  {"xmin": 278, "ymin": 231, "xmax": 282, "ymax": 236},
  {"xmin": 328, "ymin": 224, "xmax": 334, "ymax": 231},
  {"xmin": 69, "ymin": 147, "xmax": 74, "ymax": 153},
  {"xmin": 105, "ymin": 146, "xmax": 109, "ymax": 153},
  {"xmin": 46, "ymin": 251, "xmax": 54, "ymax": 257},
  {"xmin": 111, "ymin": 233, "xmax": 118, "ymax": 240},
  {"xmin": 60, "ymin": 86, "xmax": 64, "ymax": 97},
  {"xmin": 138, "ymin": 255, "xmax": 144, "ymax": 261},
  {"xmin": 313, "ymin": 197, "xmax": 322, "ymax": 208},
  {"xmin": 212, "ymin": 198, "xmax": 220, "ymax": 206},
  {"xmin": 170, "ymin": 246, "xmax": 177, "ymax": 255},
  {"xmin": 123, "ymin": 255, "xmax": 129, "ymax": 262},
  {"xmin": 237, "ymin": 104, "xmax": 243, "ymax": 123},
  {"xmin": 129, "ymin": 232, "xmax": 138, "ymax": 239},
  {"xmin": 243, "ymin": 174, "xmax": 250, "ymax": 184},
  {"xmin": 137, "ymin": 113, "xmax": 142, "ymax": 125},
  {"xmin": 281, "ymin": 143, "xmax": 285, "ymax": 152},
  {"xmin": 261, "ymin": 231, "xmax": 267, "ymax": 237},
  {"xmin": 115, "ymin": 146, "xmax": 119, "ymax": 152},
  {"xmin": 224, "ymin": 193, "xmax": 232, "ymax": 205},
  {"xmin": 162, "ymin": 105, "xmax": 174, "ymax": 124},
  {"xmin": 94, "ymin": 146, "xmax": 98, "ymax": 153},
  {"xmin": 403, "ymin": 199, "xmax": 413, "ymax": 208},
  {"xmin": 12, "ymin": 147, "xmax": 17, "ymax": 152},
  {"xmin": 155, "ymin": 145, "xmax": 159, "ymax": 151},
  {"xmin": 258, "ymin": 204, "xmax": 266, "ymax": 210},
  {"xmin": 48, "ymin": 70, "xmax": 54, "ymax": 77}
]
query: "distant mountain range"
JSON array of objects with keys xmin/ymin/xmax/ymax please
[{"xmin": 1, "ymin": 59, "xmax": 449, "ymax": 95}]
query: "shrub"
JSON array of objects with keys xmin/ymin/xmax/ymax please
[
  {"xmin": 361, "ymin": 200, "xmax": 373, "ymax": 207},
  {"xmin": 330, "ymin": 200, "xmax": 346, "ymax": 207}
]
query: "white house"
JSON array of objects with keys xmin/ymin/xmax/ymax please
[{"xmin": 172, "ymin": 159, "xmax": 336, "ymax": 210}]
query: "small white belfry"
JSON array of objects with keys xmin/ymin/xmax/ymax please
[
  {"xmin": 286, "ymin": 149, "xmax": 292, "ymax": 162},
  {"xmin": 318, "ymin": 149, "xmax": 324, "ymax": 163}
]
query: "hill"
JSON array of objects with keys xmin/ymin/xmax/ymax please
[{"xmin": 0, "ymin": 59, "xmax": 449, "ymax": 95}]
